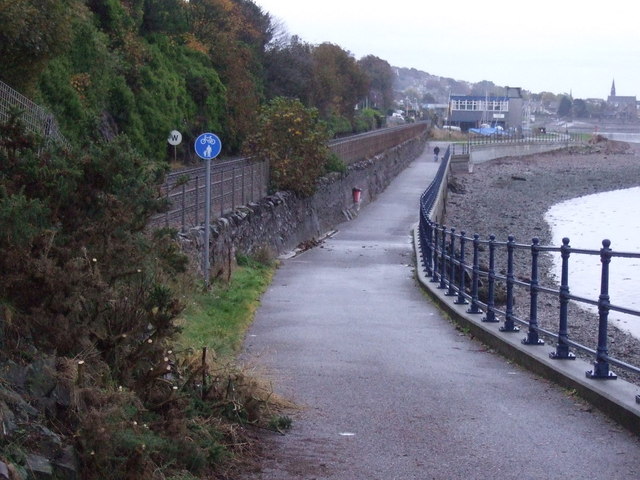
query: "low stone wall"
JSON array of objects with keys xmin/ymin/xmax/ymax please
[{"xmin": 179, "ymin": 131, "xmax": 428, "ymax": 275}]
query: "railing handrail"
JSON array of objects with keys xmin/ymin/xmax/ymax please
[{"xmin": 417, "ymin": 149, "xmax": 640, "ymax": 400}]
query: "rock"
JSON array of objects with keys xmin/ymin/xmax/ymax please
[
  {"xmin": 0, "ymin": 388, "xmax": 39, "ymax": 419},
  {"xmin": 51, "ymin": 447, "xmax": 78, "ymax": 480},
  {"xmin": 2, "ymin": 361, "xmax": 27, "ymax": 391},
  {"xmin": 25, "ymin": 358, "xmax": 57, "ymax": 398},
  {"xmin": 0, "ymin": 399, "xmax": 18, "ymax": 435},
  {"xmin": 25, "ymin": 454, "xmax": 52, "ymax": 479},
  {"xmin": 448, "ymin": 177, "xmax": 466, "ymax": 194}
]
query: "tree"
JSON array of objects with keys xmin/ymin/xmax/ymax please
[
  {"xmin": 264, "ymin": 35, "xmax": 314, "ymax": 104},
  {"xmin": 140, "ymin": 0, "xmax": 189, "ymax": 35},
  {"xmin": 0, "ymin": 0, "xmax": 76, "ymax": 92},
  {"xmin": 311, "ymin": 43, "xmax": 368, "ymax": 121},
  {"xmin": 470, "ymin": 80, "xmax": 498, "ymax": 96},
  {"xmin": 189, "ymin": 0, "xmax": 272, "ymax": 151},
  {"xmin": 572, "ymin": 98, "xmax": 588, "ymax": 118},
  {"xmin": 243, "ymin": 97, "xmax": 330, "ymax": 196},
  {"xmin": 540, "ymin": 92, "xmax": 559, "ymax": 109},
  {"xmin": 557, "ymin": 95, "xmax": 573, "ymax": 118},
  {"xmin": 358, "ymin": 55, "xmax": 394, "ymax": 112}
]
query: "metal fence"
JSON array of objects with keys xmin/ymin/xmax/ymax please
[
  {"xmin": 418, "ymin": 145, "xmax": 640, "ymax": 401},
  {"xmin": 150, "ymin": 156, "xmax": 268, "ymax": 230},
  {"xmin": 328, "ymin": 122, "xmax": 428, "ymax": 164},
  {"xmin": 0, "ymin": 80, "xmax": 69, "ymax": 147},
  {"xmin": 449, "ymin": 131, "xmax": 581, "ymax": 156},
  {"xmin": 153, "ymin": 122, "xmax": 429, "ymax": 230}
]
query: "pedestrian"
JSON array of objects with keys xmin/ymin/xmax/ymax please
[{"xmin": 433, "ymin": 145, "xmax": 440, "ymax": 162}]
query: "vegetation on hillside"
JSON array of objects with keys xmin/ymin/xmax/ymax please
[
  {"xmin": 0, "ymin": 0, "xmax": 395, "ymax": 163},
  {"xmin": 0, "ymin": 1, "xmax": 397, "ymax": 477},
  {"xmin": 0, "ymin": 113, "xmax": 286, "ymax": 478}
]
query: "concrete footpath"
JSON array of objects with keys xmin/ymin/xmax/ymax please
[{"xmin": 240, "ymin": 144, "xmax": 640, "ymax": 480}]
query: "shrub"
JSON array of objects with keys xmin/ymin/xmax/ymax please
[
  {"xmin": 243, "ymin": 97, "xmax": 331, "ymax": 197},
  {"xmin": 324, "ymin": 152, "xmax": 347, "ymax": 174},
  {"xmin": 0, "ymin": 114, "xmax": 181, "ymax": 383},
  {"xmin": 326, "ymin": 114, "xmax": 352, "ymax": 137}
]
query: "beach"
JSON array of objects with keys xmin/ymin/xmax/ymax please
[{"xmin": 443, "ymin": 139, "xmax": 640, "ymax": 382}]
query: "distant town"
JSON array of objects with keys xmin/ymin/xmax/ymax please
[{"xmin": 392, "ymin": 67, "xmax": 638, "ymax": 132}]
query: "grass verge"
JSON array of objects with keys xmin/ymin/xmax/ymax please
[{"xmin": 177, "ymin": 254, "xmax": 276, "ymax": 359}]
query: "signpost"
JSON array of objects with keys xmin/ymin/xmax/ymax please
[
  {"xmin": 167, "ymin": 130, "xmax": 182, "ymax": 163},
  {"xmin": 194, "ymin": 132, "xmax": 222, "ymax": 287}
]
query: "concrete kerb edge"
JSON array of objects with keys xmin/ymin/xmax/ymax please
[{"xmin": 411, "ymin": 224, "xmax": 640, "ymax": 435}]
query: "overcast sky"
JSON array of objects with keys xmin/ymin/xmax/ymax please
[{"xmin": 254, "ymin": 0, "xmax": 639, "ymax": 100}]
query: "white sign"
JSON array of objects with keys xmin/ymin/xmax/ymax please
[{"xmin": 168, "ymin": 130, "xmax": 182, "ymax": 146}]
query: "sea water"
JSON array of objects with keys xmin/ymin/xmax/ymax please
[{"xmin": 544, "ymin": 187, "xmax": 640, "ymax": 338}]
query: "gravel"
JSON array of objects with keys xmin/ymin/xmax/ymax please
[{"xmin": 443, "ymin": 139, "xmax": 640, "ymax": 384}]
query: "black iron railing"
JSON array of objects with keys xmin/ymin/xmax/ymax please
[{"xmin": 418, "ymin": 145, "xmax": 640, "ymax": 400}]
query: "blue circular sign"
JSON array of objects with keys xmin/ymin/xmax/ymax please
[{"xmin": 194, "ymin": 132, "xmax": 222, "ymax": 160}]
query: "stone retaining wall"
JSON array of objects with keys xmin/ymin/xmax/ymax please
[{"xmin": 179, "ymin": 131, "xmax": 428, "ymax": 276}]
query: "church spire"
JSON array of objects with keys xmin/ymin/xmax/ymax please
[{"xmin": 611, "ymin": 79, "xmax": 616, "ymax": 97}]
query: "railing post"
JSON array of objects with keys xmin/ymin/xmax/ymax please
[
  {"xmin": 181, "ymin": 183, "xmax": 186, "ymax": 232},
  {"xmin": 251, "ymin": 161, "xmax": 256, "ymax": 200},
  {"xmin": 241, "ymin": 163, "xmax": 246, "ymax": 205},
  {"xmin": 232, "ymin": 166, "xmax": 237, "ymax": 211},
  {"xmin": 219, "ymin": 170, "xmax": 224, "ymax": 217},
  {"xmin": 482, "ymin": 235, "xmax": 499, "ymax": 323},
  {"xmin": 586, "ymin": 239, "xmax": 617, "ymax": 379},
  {"xmin": 455, "ymin": 231, "xmax": 468, "ymax": 305},
  {"xmin": 446, "ymin": 228, "xmax": 457, "ymax": 296},
  {"xmin": 467, "ymin": 234, "xmax": 481, "ymax": 314},
  {"xmin": 439, "ymin": 225, "xmax": 447, "ymax": 289},
  {"xmin": 164, "ymin": 182, "xmax": 170, "ymax": 228},
  {"xmin": 431, "ymin": 223, "xmax": 440, "ymax": 283},
  {"xmin": 523, "ymin": 238, "xmax": 544, "ymax": 345},
  {"xmin": 424, "ymin": 219, "xmax": 433, "ymax": 276},
  {"xmin": 195, "ymin": 175, "xmax": 199, "ymax": 226},
  {"xmin": 500, "ymin": 235, "xmax": 519, "ymax": 332},
  {"xmin": 550, "ymin": 238, "xmax": 576, "ymax": 360}
]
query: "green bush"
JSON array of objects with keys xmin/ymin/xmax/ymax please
[
  {"xmin": 324, "ymin": 152, "xmax": 347, "ymax": 174},
  {"xmin": 354, "ymin": 107, "xmax": 381, "ymax": 132},
  {"xmin": 243, "ymin": 97, "xmax": 331, "ymax": 197},
  {"xmin": 327, "ymin": 114, "xmax": 353, "ymax": 137}
]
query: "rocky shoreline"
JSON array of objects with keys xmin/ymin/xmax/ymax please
[{"xmin": 443, "ymin": 139, "xmax": 640, "ymax": 384}]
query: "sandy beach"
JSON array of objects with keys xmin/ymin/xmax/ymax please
[{"xmin": 443, "ymin": 139, "xmax": 640, "ymax": 383}]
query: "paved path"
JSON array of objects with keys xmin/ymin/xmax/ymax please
[{"xmin": 240, "ymin": 144, "xmax": 640, "ymax": 479}]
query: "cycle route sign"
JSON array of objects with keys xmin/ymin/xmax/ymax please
[{"xmin": 194, "ymin": 132, "xmax": 222, "ymax": 160}]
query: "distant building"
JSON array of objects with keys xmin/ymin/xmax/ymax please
[
  {"xmin": 447, "ymin": 86, "xmax": 523, "ymax": 131},
  {"xmin": 607, "ymin": 79, "xmax": 637, "ymax": 120},
  {"xmin": 424, "ymin": 103, "xmax": 449, "ymax": 123}
]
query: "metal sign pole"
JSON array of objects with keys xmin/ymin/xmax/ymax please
[
  {"xmin": 204, "ymin": 157, "xmax": 211, "ymax": 287},
  {"xmin": 193, "ymin": 132, "xmax": 222, "ymax": 289}
]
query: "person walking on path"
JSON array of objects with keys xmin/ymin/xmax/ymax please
[{"xmin": 433, "ymin": 145, "xmax": 440, "ymax": 161}]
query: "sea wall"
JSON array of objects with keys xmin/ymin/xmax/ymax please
[{"xmin": 470, "ymin": 142, "xmax": 568, "ymax": 165}]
